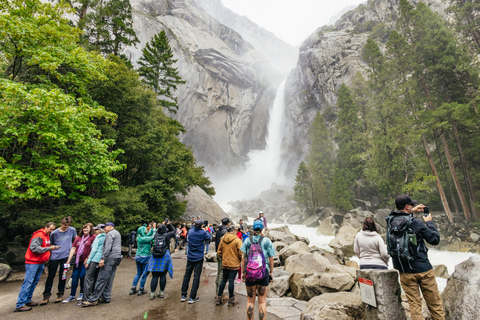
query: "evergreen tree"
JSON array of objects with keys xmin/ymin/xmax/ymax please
[
  {"xmin": 294, "ymin": 161, "xmax": 312, "ymax": 211},
  {"xmin": 448, "ymin": 0, "xmax": 480, "ymax": 51},
  {"xmin": 138, "ymin": 30, "xmax": 186, "ymax": 113}
]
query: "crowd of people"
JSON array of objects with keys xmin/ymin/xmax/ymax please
[{"xmin": 14, "ymin": 211, "xmax": 276, "ymax": 320}]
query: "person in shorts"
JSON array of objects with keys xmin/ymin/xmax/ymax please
[{"xmin": 241, "ymin": 220, "xmax": 275, "ymax": 320}]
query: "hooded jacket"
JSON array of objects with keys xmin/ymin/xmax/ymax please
[
  {"xmin": 25, "ymin": 228, "xmax": 51, "ymax": 264},
  {"xmin": 87, "ymin": 232, "xmax": 106, "ymax": 264},
  {"xmin": 187, "ymin": 226, "xmax": 212, "ymax": 262},
  {"xmin": 136, "ymin": 226, "xmax": 155, "ymax": 257},
  {"xmin": 353, "ymin": 230, "xmax": 390, "ymax": 267},
  {"xmin": 217, "ymin": 232, "xmax": 242, "ymax": 270},
  {"xmin": 215, "ymin": 224, "xmax": 228, "ymax": 251}
]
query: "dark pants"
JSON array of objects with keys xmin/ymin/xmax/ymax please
[
  {"xmin": 181, "ymin": 259, "xmax": 203, "ymax": 299},
  {"xmin": 360, "ymin": 265, "xmax": 388, "ymax": 270},
  {"xmin": 150, "ymin": 271, "xmax": 167, "ymax": 293},
  {"xmin": 218, "ymin": 269, "xmax": 237, "ymax": 298},
  {"xmin": 70, "ymin": 263, "xmax": 86, "ymax": 297},
  {"xmin": 82, "ymin": 262, "xmax": 99, "ymax": 302},
  {"xmin": 87, "ymin": 258, "xmax": 121, "ymax": 302},
  {"xmin": 43, "ymin": 258, "xmax": 68, "ymax": 296}
]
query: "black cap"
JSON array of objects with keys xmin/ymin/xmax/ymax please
[
  {"xmin": 395, "ymin": 194, "xmax": 418, "ymax": 209},
  {"xmin": 221, "ymin": 217, "xmax": 230, "ymax": 225}
]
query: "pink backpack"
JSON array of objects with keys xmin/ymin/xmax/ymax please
[{"xmin": 245, "ymin": 235, "xmax": 267, "ymax": 282}]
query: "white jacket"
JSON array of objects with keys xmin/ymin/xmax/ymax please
[{"xmin": 353, "ymin": 230, "xmax": 390, "ymax": 267}]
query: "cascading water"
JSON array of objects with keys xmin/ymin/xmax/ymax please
[{"xmin": 213, "ymin": 80, "xmax": 288, "ymax": 208}]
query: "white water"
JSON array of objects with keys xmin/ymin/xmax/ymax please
[{"xmin": 213, "ymin": 81, "xmax": 288, "ymax": 208}]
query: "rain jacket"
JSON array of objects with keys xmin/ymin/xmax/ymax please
[{"xmin": 216, "ymin": 232, "xmax": 242, "ymax": 270}]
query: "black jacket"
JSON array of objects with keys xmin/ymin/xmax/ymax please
[
  {"xmin": 215, "ymin": 225, "xmax": 228, "ymax": 251},
  {"xmin": 154, "ymin": 223, "xmax": 176, "ymax": 249},
  {"xmin": 388, "ymin": 210, "xmax": 440, "ymax": 273}
]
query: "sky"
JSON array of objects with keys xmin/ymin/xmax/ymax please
[{"xmin": 221, "ymin": 0, "xmax": 366, "ymax": 46}]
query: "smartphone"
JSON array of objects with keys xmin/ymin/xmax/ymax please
[{"xmin": 423, "ymin": 206, "xmax": 430, "ymax": 217}]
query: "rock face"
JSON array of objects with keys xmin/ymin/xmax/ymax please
[
  {"xmin": 127, "ymin": 0, "xmax": 282, "ymax": 174},
  {"xmin": 176, "ymin": 186, "xmax": 228, "ymax": 224},
  {"xmin": 301, "ymin": 292, "xmax": 365, "ymax": 320},
  {"xmin": 357, "ymin": 269, "xmax": 407, "ymax": 320},
  {"xmin": 442, "ymin": 256, "xmax": 480, "ymax": 320}
]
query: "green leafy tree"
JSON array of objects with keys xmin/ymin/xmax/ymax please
[{"xmin": 138, "ymin": 30, "xmax": 186, "ymax": 113}]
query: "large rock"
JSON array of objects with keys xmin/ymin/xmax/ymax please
[
  {"xmin": 273, "ymin": 241, "xmax": 288, "ymax": 252},
  {"xmin": 268, "ymin": 231, "xmax": 296, "ymax": 244},
  {"xmin": 310, "ymin": 247, "xmax": 342, "ymax": 265},
  {"xmin": 0, "ymin": 263, "xmax": 12, "ymax": 282},
  {"xmin": 433, "ymin": 264, "xmax": 449, "ymax": 279},
  {"xmin": 317, "ymin": 217, "xmax": 340, "ymax": 236},
  {"xmin": 357, "ymin": 269, "xmax": 407, "ymax": 320},
  {"xmin": 285, "ymin": 252, "xmax": 332, "ymax": 274},
  {"xmin": 301, "ymin": 292, "xmax": 365, "ymax": 320},
  {"xmin": 329, "ymin": 224, "xmax": 359, "ymax": 256},
  {"xmin": 176, "ymin": 186, "xmax": 228, "ymax": 225},
  {"xmin": 342, "ymin": 213, "xmax": 362, "ymax": 229},
  {"xmin": 295, "ymin": 235, "xmax": 310, "ymax": 245},
  {"xmin": 289, "ymin": 270, "xmax": 355, "ymax": 300},
  {"xmin": 374, "ymin": 209, "xmax": 391, "ymax": 228},
  {"xmin": 442, "ymin": 256, "xmax": 480, "ymax": 320},
  {"xmin": 205, "ymin": 252, "xmax": 217, "ymax": 262},
  {"xmin": 267, "ymin": 275, "xmax": 290, "ymax": 298},
  {"xmin": 279, "ymin": 242, "xmax": 311, "ymax": 265},
  {"xmin": 303, "ymin": 215, "xmax": 320, "ymax": 227}
]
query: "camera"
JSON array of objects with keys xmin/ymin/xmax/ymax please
[{"xmin": 423, "ymin": 206, "xmax": 429, "ymax": 217}]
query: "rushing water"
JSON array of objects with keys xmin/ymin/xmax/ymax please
[{"xmin": 212, "ymin": 81, "xmax": 288, "ymax": 208}]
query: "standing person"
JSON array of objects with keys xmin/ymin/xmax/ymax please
[
  {"xmin": 62, "ymin": 223, "xmax": 96, "ymax": 303},
  {"xmin": 242, "ymin": 228, "xmax": 250, "ymax": 242},
  {"xmin": 82, "ymin": 222, "xmax": 122, "ymax": 307},
  {"xmin": 175, "ymin": 225, "xmax": 181, "ymax": 251},
  {"xmin": 15, "ymin": 222, "xmax": 59, "ymax": 312},
  {"xmin": 180, "ymin": 219, "xmax": 212, "ymax": 303},
  {"xmin": 387, "ymin": 195, "xmax": 445, "ymax": 320},
  {"xmin": 129, "ymin": 223, "xmax": 155, "ymax": 296},
  {"xmin": 82, "ymin": 224, "xmax": 106, "ymax": 305},
  {"xmin": 204, "ymin": 224, "xmax": 212, "ymax": 253},
  {"xmin": 40, "ymin": 216, "xmax": 76, "ymax": 305},
  {"xmin": 254, "ymin": 211, "xmax": 267, "ymax": 229},
  {"xmin": 146, "ymin": 221, "xmax": 176, "ymax": 300},
  {"xmin": 216, "ymin": 225, "xmax": 242, "ymax": 306},
  {"xmin": 241, "ymin": 220, "xmax": 276, "ymax": 320},
  {"xmin": 235, "ymin": 225, "xmax": 243, "ymax": 284},
  {"xmin": 180, "ymin": 224, "xmax": 188, "ymax": 250},
  {"xmin": 354, "ymin": 217, "xmax": 389, "ymax": 270},
  {"xmin": 127, "ymin": 230, "xmax": 136, "ymax": 259},
  {"xmin": 215, "ymin": 217, "xmax": 230, "ymax": 297}
]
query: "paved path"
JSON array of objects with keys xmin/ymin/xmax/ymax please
[{"xmin": 0, "ymin": 250, "xmax": 303, "ymax": 320}]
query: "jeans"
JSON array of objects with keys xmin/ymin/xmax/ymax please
[
  {"xmin": 87, "ymin": 258, "xmax": 122, "ymax": 302},
  {"xmin": 150, "ymin": 271, "xmax": 167, "ymax": 292},
  {"xmin": 175, "ymin": 237, "xmax": 179, "ymax": 249},
  {"xmin": 82, "ymin": 262, "xmax": 99, "ymax": 302},
  {"xmin": 70, "ymin": 263, "xmax": 86, "ymax": 297},
  {"xmin": 132, "ymin": 257, "xmax": 149, "ymax": 289},
  {"xmin": 218, "ymin": 269, "xmax": 237, "ymax": 298},
  {"xmin": 181, "ymin": 259, "xmax": 204, "ymax": 299},
  {"xmin": 16, "ymin": 263, "xmax": 44, "ymax": 308},
  {"xmin": 43, "ymin": 258, "xmax": 68, "ymax": 296},
  {"xmin": 204, "ymin": 241, "xmax": 210, "ymax": 253}
]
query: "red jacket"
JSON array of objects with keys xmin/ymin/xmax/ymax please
[{"xmin": 25, "ymin": 228, "xmax": 51, "ymax": 264}]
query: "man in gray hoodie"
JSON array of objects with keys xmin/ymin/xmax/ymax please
[{"xmin": 82, "ymin": 222, "xmax": 122, "ymax": 307}]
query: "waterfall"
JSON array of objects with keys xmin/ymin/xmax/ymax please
[{"xmin": 213, "ymin": 80, "xmax": 287, "ymax": 208}]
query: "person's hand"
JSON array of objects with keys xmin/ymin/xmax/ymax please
[
  {"xmin": 412, "ymin": 204, "xmax": 426, "ymax": 212},
  {"xmin": 423, "ymin": 214, "xmax": 433, "ymax": 222},
  {"xmin": 50, "ymin": 245, "xmax": 60, "ymax": 251},
  {"xmin": 84, "ymin": 262, "xmax": 89, "ymax": 269},
  {"xmin": 99, "ymin": 259, "xmax": 105, "ymax": 267},
  {"xmin": 241, "ymin": 274, "xmax": 246, "ymax": 282},
  {"xmin": 269, "ymin": 273, "xmax": 274, "ymax": 282}
]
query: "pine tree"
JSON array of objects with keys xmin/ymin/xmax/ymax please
[
  {"xmin": 138, "ymin": 30, "xmax": 186, "ymax": 113},
  {"xmin": 294, "ymin": 161, "xmax": 312, "ymax": 211}
]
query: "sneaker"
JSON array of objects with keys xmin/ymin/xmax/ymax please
[
  {"xmin": 137, "ymin": 288, "xmax": 147, "ymax": 296},
  {"xmin": 157, "ymin": 291, "xmax": 164, "ymax": 298},
  {"xmin": 62, "ymin": 296, "xmax": 76, "ymax": 303},
  {"xmin": 76, "ymin": 301, "xmax": 82, "ymax": 306},
  {"xmin": 235, "ymin": 279, "xmax": 241, "ymax": 284},
  {"xmin": 150, "ymin": 293, "xmax": 155, "ymax": 300},
  {"xmin": 180, "ymin": 295, "xmax": 187, "ymax": 302},
  {"xmin": 129, "ymin": 287, "xmax": 137, "ymax": 295},
  {"xmin": 188, "ymin": 297, "xmax": 199, "ymax": 304},
  {"xmin": 76, "ymin": 294, "xmax": 83, "ymax": 301}
]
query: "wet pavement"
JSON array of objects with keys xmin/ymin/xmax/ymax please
[{"xmin": 0, "ymin": 249, "xmax": 286, "ymax": 320}]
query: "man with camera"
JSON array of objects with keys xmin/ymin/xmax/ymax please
[{"xmin": 387, "ymin": 195, "xmax": 445, "ymax": 320}]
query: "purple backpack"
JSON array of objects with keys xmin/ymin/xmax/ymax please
[{"xmin": 245, "ymin": 235, "xmax": 267, "ymax": 282}]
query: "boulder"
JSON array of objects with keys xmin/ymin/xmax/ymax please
[
  {"xmin": 4, "ymin": 243, "xmax": 26, "ymax": 266},
  {"xmin": 311, "ymin": 247, "xmax": 342, "ymax": 265},
  {"xmin": 317, "ymin": 217, "xmax": 340, "ymax": 236},
  {"xmin": 334, "ymin": 248, "xmax": 345, "ymax": 264},
  {"xmin": 357, "ymin": 269, "xmax": 407, "ymax": 320},
  {"xmin": 329, "ymin": 224, "xmax": 359, "ymax": 256},
  {"xmin": 325, "ymin": 265, "xmax": 357, "ymax": 278},
  {"xmin": 177, "ymin": 186, "xmax": 228, "ymax": 225},
  {"xmin": 301, "ymin": 292, "xmax": 365, "ymax": 320},
  {"xmin": 342, "ymin": 213, "xmax": 362, "ymax": 229},
  {"xmin": 470, "ymin": 233, "xmax": 480, "ymax": 242},
  {"xmin": 273, "ymin": 267, "xmax": 291, "ymax": 278},
  {"xmin": 374, "ymin": 209, "xmax": 391, "ymax": 228},
  {"xmin": 273, "ymin": 255, "xmax": 281, "ymax": 267},
  {"xmin": 0, "ymin": 263, "xmax": 12, "ymax": 282},
  {"xmin": 279, "ymin": 241, "xmax": 311, "ymax": 264},
  {"xmin": 433, "ymin": 264, "xmax": 449, "ymax": 279},
  {"xmin": 442, "ymin": 256, "xmax": 480, "ymax": 320},
  {"xmin": 345, "ymin": 260, "xmax": 359, "ymax": 269},
  {"xmin": 303, "ymin": 215, "xmax": 320, "ymax": 227},
  {"xmin": 267, "ymin": 275, "xmax": 290, "ymax": 298},
  {"xmin": 295, "ymin": 235, "xmax": 310, "ymax": 245},
  {"xmin": 289, "ymin": 271, "xmax": 355, "ymax": 300},
  {"xmin": 273, "ymin": 241, "xmax": 288, "ymax": 252},
  {"xmin": 285, "ymin": 252, "xmax": 331, "ymax": 274},
  {"xmin": 205, "ymin": 252, "xmax": 217, "ymax": 262},
  {"xmin": 268, "ymin": 230, "xmax": 296, "ymax": 244}
]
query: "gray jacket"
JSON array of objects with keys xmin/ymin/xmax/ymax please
[{"xmin": 102, "ymin": 229, "xmax": 122, "ymax": 260}]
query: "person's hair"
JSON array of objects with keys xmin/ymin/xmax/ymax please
[
  {"xmin": 96, "ymin": 228, "xmax": 105, "ymax": 234},
  {"xmin": 396, "ymin": 203, "xmax": 406, "ymax": 210},
  {"xmin": 362, "ymin": 217, "xmax": 377, "ymax": 232},
  {"xmin": 45, "ymin": 222, "xmax": 55, "ymax": 228},
  {"xmin": 61, "ymin": 216, "xmax": 73, "ymax": 225},
  {"xmin": 239, "ymin": 219, "xmax": 243, "ymax": 222},
  {"xmin": 253, "ymin": 230, "xmax": 262, "ymax": 236},
  {"xmin": 80, "ymin": 223, "xmax": 94, "ymax": 236}
]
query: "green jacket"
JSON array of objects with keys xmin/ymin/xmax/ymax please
[{"xmin": 136, "ymin": 226, "xmax": 155, "ymax": 257}]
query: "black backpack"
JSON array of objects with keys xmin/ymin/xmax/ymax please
[
  {"xmin": 385, "ymin": 214, "xmax": 418, "ymax": 262},
  {"xmin": 152, "ymin": 233, "xmax": 168, "ymax": 258}
]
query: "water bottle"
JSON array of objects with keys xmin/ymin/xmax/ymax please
[{"xmin": 62, "ymin": 264, "xmax": 68, "ymax": 280}]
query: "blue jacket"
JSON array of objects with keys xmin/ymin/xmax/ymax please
[
  {"xmin": 87, "ymin": 233, "xmax": 106, "ymax": 264},
  {"xmin": 187, "ymin": 226, "xmax": 212, "ymax": 262}
]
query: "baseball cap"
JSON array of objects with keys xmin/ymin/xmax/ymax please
[
  {"xmin": 395, "ymin": 195, "xmax": 418, "ymax": 208},
  {"xmin": 253, "ymin": 220, "xmax": 264, "ymax": 231},
  {"xmin": 259, "ymin": 211, "xmax": 264, "ymax": 214},
  {"xmin": 105, "ymin": 222, "xmax": 115, "ymax": 227},
  {"xmin": 93, "ymin": 224, "xmax": 105, "ymax": 230},
  {"xmin": 221, "ymin": 217, "xmax": 230, "ymax": 225},
  {"xmin": 194, "ymin": 219, "xmax": 204, "ymax": 227}
]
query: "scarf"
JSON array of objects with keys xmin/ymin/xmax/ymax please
[{"xmin": 76, "ymin": 235, "xmax": 89, "ymax": 267}]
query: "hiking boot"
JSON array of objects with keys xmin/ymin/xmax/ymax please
[
  {"xmin": 81, "ymin": 300, "xmax": 98, "ymax": 307},
  {"xmin": 40, "ymin": 295, "xmax": 50, "ymax": 306},
  {"xmin": 215, "ymin": 296, "xmax": 222, "ymax": 306},
  {"xmin": 188, "ymin": 297, "xmax": 199, "ymax": 304},
  {"xmin": 98, "ymin": 297, "xmax": 110, "ymax": 303},
  {"xmin": 150, "ymin": 292, "xmax": 155, "ymax": 300},
  {"xmin": 25, "ymin": 301, "xmax": 38, "ymax": 307},
  {"xmin": 54, "ymin": 293, "xmax": 63, "ymax": 303},
  {"xmin": 157, "ymin": 290, "xmax": 164, "ymax": 298},
  {"xmin": 228, "ymin": 296, "xmax": 238, "ymax": 307},
  {"xmin": 129, "ymin": 287, "xmax": 137, "ymax": 295},
  {"xmin": 180, "ymin": 295, "xmax": 187, "ymax": 302},
  {"xmin": 137, "ymin": 288, "xmax": 147, "ymax": 296},
  {"xmin": 14, "ymin": 306, "xmax": 32, "ymax": 312},
  {"xmin": 62, "ymin": 295, "xmax": 75, "ymax": 303}
]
